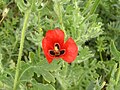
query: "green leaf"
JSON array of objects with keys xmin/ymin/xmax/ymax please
[
  {"xmin": 106, "ymin": 63, "xmax": 118, "ymax": 90},
  {"xmin": 86, "ymin": 81, "xmax": 95, "ymax": 90},
  {"xmin": 29, "ymin": 52, "xmax": 35, "ymax": 63},
  {"xmin": 19, "ymin": 61, "xmax": 56, "ymax": 83},
  {"xmin": 41, "ymin": 69, "xmax": 55, "ymax": 83},
  {"xmin": 75, "ymin": 46, "xmax": 94, "ymax": 63},
  {"xmin": 31, "ymin": 80, "xmax": 55, "ymax": 90},
  {"xmin": 27, "ymin": 31, "xmax": 43, "ymax": 45},
  {"xmin": 19, "ymin": 61, "xmax": 34, "ymax": 81},
  {"xmin": 15, "ymin": 0, "xmax": 36, "ymax": 12},
  {"xmin": 34, "ymin": 66, "xmax": 55, "ymax": 83},
  {"xmin": 110, "ymin": 40, "xmax": 120, "ymax": 61},
  {"xmin": 39, "ymin": 60, "xmax": 61, "ymax": 72}
]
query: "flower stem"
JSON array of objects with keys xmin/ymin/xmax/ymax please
[
  {"xmin": 13, "ymin": 9, "xmax": 31, "ymax": 90},
  {"xmin": 99, "ymin": 51, "xmax": 103, "ymax": 61}
]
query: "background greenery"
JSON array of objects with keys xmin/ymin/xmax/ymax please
[{"xmin": 0, "ymin": 0, "xmax": 120, "ymax": 90}]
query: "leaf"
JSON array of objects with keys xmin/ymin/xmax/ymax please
[
  {"xmin": 15, "ymin": 0, "xmax": 31, "ymax": 12},
  {"xmin": 110, "ymin": 40, "xmax": 120, "ymax": 61},
  {"xmin": 75, "ymin": 46, "xmax": 94, "ymax": 63},
  {"xmin": 31, "ymin": 80, "xmax": 55, "ymax": 90},
  {"xmin": 19, "ymin": 60, "xmax": 56, "ymax": 83},
  {"xmin": 0, "ymin": 68, "xmax": 14, "ymax": 90},
  {"xmin": 55, "ymin": 73, "xmax": 68, "ymax": 90},
  {"xmin": 39, "ymin": 60, "xmax": 61, "ymax": 72},
  {"xmin": 19, "ymin": 61, "xmax": 34, "ymax": 81},
  {"xmin": 29, "ymin": 52, "xmax": 35, "ymax": 63},
  {"xmin": 41, "ymin": 69, "xmax": 55, "ymax": 83},
  {"xmin": 34, "ymin": 66, "xmax": 55, "ymax": 83},
  {"xmin": 27, "ymin": 31, "xmax": 43, "ymax": 45},
  {"xmin": 106, "ymin": 63, "xmax": 118, "ymax": 90},
  {"xmin": 86, "ymin": 81, "xmax": 95, "ymax": 90}
]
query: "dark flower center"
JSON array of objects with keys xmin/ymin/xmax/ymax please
[{"xmin": 49, "ymin": 43, "xmax": 65, "ymax": 57}]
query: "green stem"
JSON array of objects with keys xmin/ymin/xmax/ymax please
[
  {"xmin": 99, "ymin": 51, "xmax": 103, "ymax": 61},
  {"xmin": 89, "ymin": 0, "xmax": 100, "ymax": 15},
  {"xmin": 82, "ymin": 0, "xmax": 92, "ymax": 15},
  {"xmin": 13, "ymin": 9, "xmax": 31, "ymax": 90}
]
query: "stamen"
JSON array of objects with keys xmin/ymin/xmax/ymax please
[
  {"xmin": 54, "ymin": 46, "xmax": 59, "ymax": 51},
  {"xmin": 54, "ymin": 43, "xmax": 60, "ymax": 51}
]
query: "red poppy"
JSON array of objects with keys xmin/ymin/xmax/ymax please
[{"xmin": 42, "ymin": 28, "xmax": 78, "ymax": 63}]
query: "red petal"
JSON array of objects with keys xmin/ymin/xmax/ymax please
[
  {"xmin": 61, "ymin": 38, "xmax": 78, "ymax": 63},
  {"xmin": 45, "ymin": 28, "xmax": 64, "ymax": 46},
  {"xmin": 42, "ymin": 37, "xmax": 53, "ymax": 63}
]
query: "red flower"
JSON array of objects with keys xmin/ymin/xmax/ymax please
[{"xmin": 42, "ymin": 28, "xmax": 78, "ymax": 63}]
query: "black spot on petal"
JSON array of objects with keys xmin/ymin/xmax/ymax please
[
  {"xmin": 49, "ymin": 50, "xmax": 55, "ymax": 56},
  {"xmin": 60, "ymin": 49, "xmax": 65, "ymax": 55}
]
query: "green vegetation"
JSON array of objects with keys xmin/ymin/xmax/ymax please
[{"xmin": 0, "ymin": 0, "xmax": 120, "ymax": 90}]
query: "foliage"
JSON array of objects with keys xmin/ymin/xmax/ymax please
[{"xmin": 0, "ymin": 0, "xmax": 120, "ymax": 90}]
